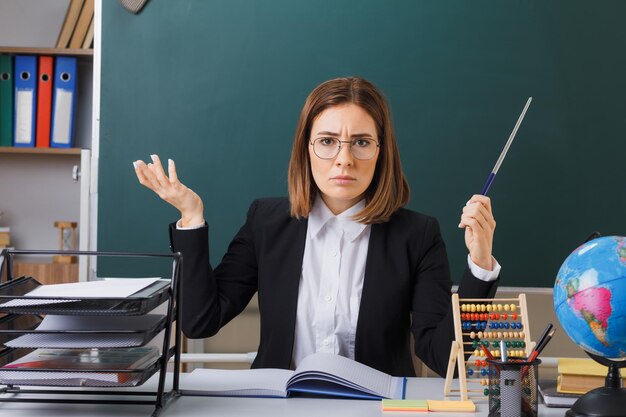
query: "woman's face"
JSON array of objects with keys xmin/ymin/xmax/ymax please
[{"xmin": 308, "ymin": 103, "xmax": 380, "ymax": 215}]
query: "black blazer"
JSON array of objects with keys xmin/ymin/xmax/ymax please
[{"xmin": 170, "ymin": 197, "xmax": 498, "ymax": 377}]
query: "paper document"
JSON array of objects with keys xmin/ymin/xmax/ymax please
[
  {"xmin": 0, "ymin": 278, "xmax": 161, "ymax": 308},
  {"xmin": 27, "ymin": 278, "xmax": 161, "ymax": 297}
]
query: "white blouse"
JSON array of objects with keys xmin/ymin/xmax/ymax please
[{"xmin": 291, "ymin": 197, "xmax": 370, "ymax": 368}]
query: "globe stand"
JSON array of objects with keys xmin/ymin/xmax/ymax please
[{"xmin": 566, "ymin": 352, "xmax": 626, "ymax": 417}]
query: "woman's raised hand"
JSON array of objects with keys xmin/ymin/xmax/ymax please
[
  {"xmin": 133, "ymin": 154, "xmax": 204, "ymax": 227},
  {"xmin": 458, "ymin": 194, "xmax": 496, "ymax": 271}
]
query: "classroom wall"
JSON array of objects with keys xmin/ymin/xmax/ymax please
[{"xmin": 0, "ymin": 0, "xmax": 69, "ymax": 47}]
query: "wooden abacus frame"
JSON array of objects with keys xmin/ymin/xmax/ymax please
[{"xmin": 443, "ymin": 294, "xmax": 535, "ymax": 400}]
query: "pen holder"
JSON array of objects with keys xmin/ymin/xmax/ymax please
[{"xmin": 486, "ymin": 359, "xmax": 540, "ymax": 417}]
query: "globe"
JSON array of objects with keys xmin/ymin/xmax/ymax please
[{"xmin": 554, "ymin": 236, "xmax": 626, "ymax": 360}]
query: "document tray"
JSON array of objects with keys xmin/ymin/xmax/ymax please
[
  {"xmin": 0, "ymin": 313, "xmax": 167, "ymax": 349},
  {"xmin": 0, "ymin": 276, "xmax": 171, "ymax": 316},
  {"xmin": 0, "ymin": 346, "xmax": 163, "ymax": 387},
  {"xmin": 0, "ymin": 249, "xmax": 182, "ymax": 416},
  {"xmin": 0, "ymin": 314, "xmax": 42, "ymax": 346}
]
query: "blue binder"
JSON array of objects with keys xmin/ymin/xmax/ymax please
[
  {"xmin": 51, "ymin": 56, "xmax": 77, "ymax": 148},
  {"xmin": 13, "ymin": 55, "xmax": 37, "ymax": 147}
]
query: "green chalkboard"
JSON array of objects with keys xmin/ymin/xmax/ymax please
[{"xmin": 98, "ymin": 0, "xmax": 626, "ymax": 286}]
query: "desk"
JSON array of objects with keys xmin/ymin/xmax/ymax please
[{"xmin": 0, "ymin": 374, "xmax": 567, "ymax": 416}]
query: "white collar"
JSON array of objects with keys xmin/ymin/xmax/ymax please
[{"xmin": 308, "ymin": 196, "xmax": 368, "ymax": 242}]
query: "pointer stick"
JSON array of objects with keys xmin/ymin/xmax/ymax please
[{"xmin": 480, "ymin": 97, "xmax": 532, "ymax": 195}]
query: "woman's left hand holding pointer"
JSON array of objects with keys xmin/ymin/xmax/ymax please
[{"xmin": 458, "ymin": 195, "xmax": 496, "ymax": 270}]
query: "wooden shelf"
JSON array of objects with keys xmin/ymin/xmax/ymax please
[
  {"xmin": 0, "ymin": 147, "xmax": 82, "ymax": 155},
  {"xmin": 12, "ymin": 262, "xmax": 78, "ymax": 285},
  {"xmin": 0, "ymin": 47, "xmax": 93, "ymax": 56}
]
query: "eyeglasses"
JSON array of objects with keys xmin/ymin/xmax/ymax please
[{"xmin": 310, "ymin": 137, "xmax": 380, "ymax": 160}]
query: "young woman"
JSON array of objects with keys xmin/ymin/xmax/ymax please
[{"xmin": 134, "ymin": 77, "xmax": 500, "ymax": 377}]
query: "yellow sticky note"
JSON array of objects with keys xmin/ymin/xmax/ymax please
[
  {"xmin": 382, "ymin": 399, "xmax": 428, "ymax": 411},
  {"xmin": 426, "ymin": 400, "xmax": 476, "ymax": 412}
]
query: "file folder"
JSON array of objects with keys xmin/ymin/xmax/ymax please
[
  {"xmin": 13, "ymin": 55, "xmax": 37, "ymax": 147},
  {"xmin": 0, "ymin": 55, "xmax": 13, "ymax": 147},
  {"xmin": 35, "ymin": 56, "xmax": 54, "ymax": 148},
  {"xmin": 51, "ymin": 57, "xmax": 77, "ymax": 148}
]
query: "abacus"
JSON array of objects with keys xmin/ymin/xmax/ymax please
[{"xmin": 443, "ymin": 294, "xmax": 534, "ymax": 400}]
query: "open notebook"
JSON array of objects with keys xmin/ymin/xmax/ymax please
[{"xmin": 181, "ymin": 352, "xmax": 406, "ymax": 400}]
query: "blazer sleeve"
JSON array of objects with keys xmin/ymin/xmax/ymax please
[
  {"xmin": 410, "ymin": 217, "xmax": 499, "ymax": 377},
  {"xmin": 170, "ymin": 200, "xmax": 260, "ymax": 339}
]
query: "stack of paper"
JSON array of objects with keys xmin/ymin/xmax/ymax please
[{"xmin": 0, "ymin": 278, "xmax": 161, "ymax": 308}]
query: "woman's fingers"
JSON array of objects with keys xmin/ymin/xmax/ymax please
[
  {"xmin": 133, "ymin": 155, "xmax": 200, "ymax": 216},
  {"xmin": 167, "ymin": 158, "xmax": 179, "ymax": 184},
  {"xmin": 458, "ymin": 194, "xmax": 497, "ymax": 270},
  {"xmin": 148, "ymin": 154, "xmax": 171, "ymax": 188},
  {"xmin": 133, "ymin": 155, "xmax": 204, "ymax": 224},
  {"xmin": 134, "ymin": 159, "xmax": 160, "ymax": 191},
  {"xmin": 458, "ymin": 195, "xmax": 495, "ymax": 229},
  {"xmin": 135, "ymin": 156, "xmax": 174, "ymax": 199},
  {"xmin": 462, "ymin": 204, "xmax": 492, "ymax": 230},
  {"xmin": 469, "ymin": 194, "xmax": 492, "ymax": 211}
]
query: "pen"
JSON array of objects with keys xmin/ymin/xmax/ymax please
[
  {"xmin": 480, "ymin": 97, "xmax": 532, "ymax": 195},
  {"xmin": 529, "ymin": 327, "xmax": 556, "ymax": 362},
  {"xmin": 481, "ymin": 343, "xmax": 495, "ymax": 360},
  {"xmin": 522, "ymin": 326, "xmax": 556, "ymax": 379},
  {"xmin": 528, "ymin": 323, "xmax": 554, "ymax": 361}
]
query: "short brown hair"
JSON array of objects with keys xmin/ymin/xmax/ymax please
[{"xmin": 288, "ymin": 77, "xmax": 410, "ymax": 224}]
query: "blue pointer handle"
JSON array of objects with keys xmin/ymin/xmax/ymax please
[{"xmin": 480, "ymin": 172, "xmax": 496, "ymax": 196}]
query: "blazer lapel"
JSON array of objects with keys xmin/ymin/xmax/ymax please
[
  {"xmin": 355, "ymin": 223, "xmax": 386, "ymax": 355},
  {"xmin": 258, "ymin": 214, "xmax": 308, "ymax": 367}
]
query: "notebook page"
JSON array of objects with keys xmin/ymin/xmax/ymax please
[
  {"xmin": 181, "ymin": 368, "xmax": 293, "ymax": 397},
  {"xmin": 290, "ymin": 352, "xmax": 404, "ymax": 398}
]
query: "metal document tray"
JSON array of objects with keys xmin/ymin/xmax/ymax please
[
  {"xmin": 0, "ymin": 346, "xmax": 165, "ymax": 388},
  {"xmin": 0, "ymin": 276, "xmax": 171, "ymax": 316},
  {"xmin": 0, "ymin": 313, "xmax": 167, "ymax": 349}
]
